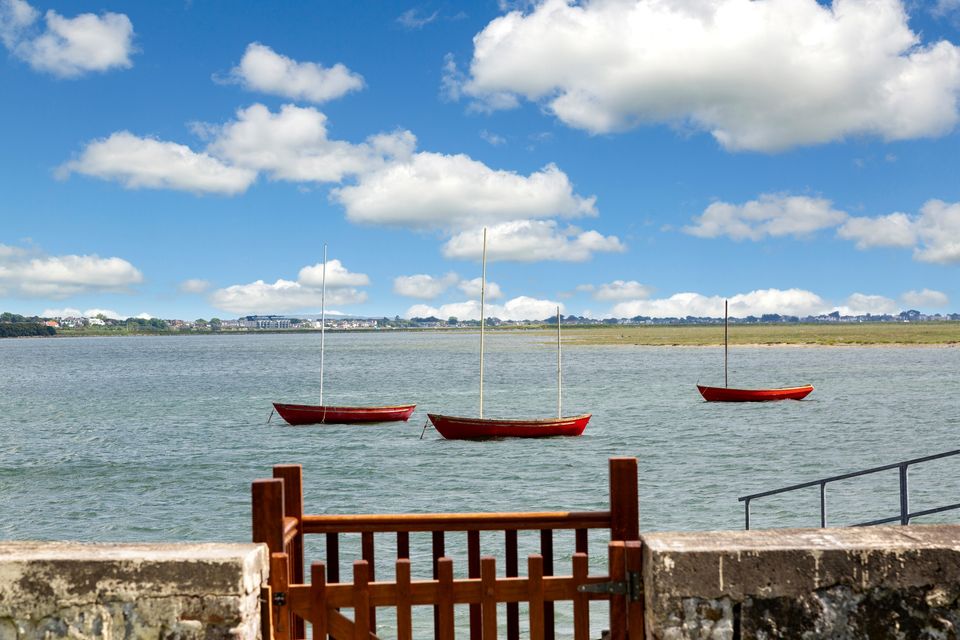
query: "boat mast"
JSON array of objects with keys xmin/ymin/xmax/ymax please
[
  {"xmin": 724, "ymin": 299, "xmax": 728, "ymax": 388},
  {"xmin": 479, "ymin": 228, "xmax": 487, "ymax": 419},
  {"xmin": 320, "ymin": 244, "xmax": 327, "ymax": 405},
  {"xmin": 557, "ymin": 306, "xmax": 562, "ymax": 418}
]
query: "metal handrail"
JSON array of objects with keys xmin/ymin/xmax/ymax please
[{"xmin": 738, "ymin": 448, "xmax": 960, "ymax": 530}]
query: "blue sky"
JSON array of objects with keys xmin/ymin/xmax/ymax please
[{"xmin": 1, "ymin": 0, "xmax": 958, "ymax": 321}]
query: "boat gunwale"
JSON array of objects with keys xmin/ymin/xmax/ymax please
[
  {"xmin": 274, "ymin": 403, "xmax": 417, "ymax": 412},
  {"xmin": 427, "ymin": 413, "xmax": 591, "ymax": 426},
  {"xmin": 696, "ymin": 384, "xmax": 814, "ymax": 393}
]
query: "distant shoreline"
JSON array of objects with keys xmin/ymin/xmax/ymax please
[{"xmin": 4, "ymin": 321, "xmax": 958, "ymax": 346}]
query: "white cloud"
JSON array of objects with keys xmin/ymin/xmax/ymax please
[
  {"xmin": 592, "ymin": 280, "xmax": 654, "ymax": 301},
  {"xmin": 442, "ymin": 220, "xmax": 624, "ymax": 261},
  {"xmin": 0, "ymin": 244, "xmax": 142, "ymax": 298},
  {"xmin": 406, "ymin": 295, "xmax": 563, "ymax": 321},
  {"xmin": 393, "ymin": 272, "xmax": 459, "ymax": 299},
  {"xmin": 298, "ymin": 259, "xmax": 371, "ymax": 287},
  {"xmin": 838, "ymin": 199, "xmax": 960, "ymax": 263},
  {"xmin": 209, "ymin": 259, "xmax": 370, "ymax": 314},
  {"xmin": 59, "ymin": 131, "xmax": 256, "ymax": 195},
  {"xmin": 334, "ymin": 154, "xmax": 595, "ymax": 229},
  {"xmin": 206, "ymin": 103, "xmax": 415, "ymax": 184},
  {"xmin": 179, "ymin": 279, "xmax": 211, "ymax": 294},
  {"xmin": 1, "ymin": 0, "xmax": 135, "ymax": 77},
  {"xmin": 397, "ymin": 8, "xmax": 439, "ymax": 29},
  {"xmin": 480, "ymin": 129, "xmax": 506, "ymax": 146},
  {"xmin": 458, "ymin": 277, "xmax": 503, "ymax": 299},
  {"xmin": 900, "ymin": 289, "xmax": 949, "ymax": 308},
  {"xmin": 135, "ymin": 312, "xmax": 154, "ymax": 320},
  {"xmin": 684, "ymin": 194, "xmax": 848, "ymax": 241},
  {"xmin": 611, "ymin": 288, "xmax": 832, "ymax": 318},
  {"xmin": 41, "ymin": 307, "xmax": 80, "ymax": 317},
  {"xmin": 209, "ymin": 279, "xmax": 367, "ymax": 314},
  {"xmin": 226, "ymin": 43, "xmax": 364, "ymax": 104},
  {"xmin": 837, "ymin": 212, "xmax": 917, "ymax": 249},
  {"xmin": 82, "ymin": 308, "xmax": 123, "ymax": 320},
  {"xmin": 835, "ymin": 293, "xmax": 899, "ymax": 316},
  {"xmin": 463, "ymin": 0, "xmax": 960, "ymax": 151}
]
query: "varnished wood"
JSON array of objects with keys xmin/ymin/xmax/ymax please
[
  {"xmin": 607, "ymin": 542, "xmax": 626, "ymax": 640},
  {"xmin": 432, "ymin": 531, "xmax": 445, "ymax": 639},
  {"xmin": 326, "ymin": 533, "xmax": 340, "ymax": 584},
  {"xmin": 310, "ymin": 563, "xmax": 327, "ymax": 640},
  {"xmin": 468, "ymin": 530, "xmax": 481, "ymax": 640},
  {"xmin": 396, "ymin": 559, "xmax": 412, "ymax": 640},
  {"xmin": 528, "ymin": 555, "xmax": 544, "ymax": 640},
  {"xmin": 609, "ymin": 458, "xmax": 639, "ymax": 541},
  {"xmin": 353, "ymin": 561, "xmax": 370, "ymax": 640},
  {"xmin": 576, "ymin": 528, "xmax": 588, "ymax": 554},
  {"xmin": 271, "ymin": 552, "xmax": 290, "ymax": 640},
  {"xmin": 362, "ymin": 532, "xmax": 376, "ymax": 631},
  {"xmin": 397, "ymin": 531, "xmax": 409, "ymax": 559},
  {"xmin": 505, "ymin": 529, "xmax": 519, "ymax": 640},
  {"xmin": 572, "ymin": 553, "xmax": 589, "ymax": 640},
  {"xmin": 625, "ymin": 541, "xmax": 644, "ymax": 638},
  {"xmin": 481, "ymin": 556, "xmax": 497, "ymax": 640},
  {"xmin": 274, "ymin": 466, "xmax": 305, "ymax": 640},
  {"xmin": 261, "ymin": 585, "xmax": 274, "ymax": 640},
  {"xmin": 252, "ymin": 478, "xmax": 285, "ymax": 552},
  {"xmin": 540, "ymin": 529, "xmax": 554, "ymax": 640},
  {"xmin": 437, "ymin": 558, "xmax": 455, "ymax": 640},
  {"xmin": 302, "ymin": 511, "xmax": 611, "ymax": 534}
]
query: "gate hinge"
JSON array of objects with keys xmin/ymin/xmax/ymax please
[
  {"xmin": 577, "ymin": 571, "xmax": 642, "ymax": 601},
  {"xmin": 273, "ymin": 591, "xmax": 287, "ymax": 607}
]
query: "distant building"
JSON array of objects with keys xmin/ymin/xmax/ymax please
[{"xmin": 240, "ymin": 315, "xmax": 291, "ymax": 329}]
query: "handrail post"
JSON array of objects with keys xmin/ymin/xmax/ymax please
[
  {"xmin": 820, "ymin": 482, "xmax": 827, "ymax": 528},
  {"xmin": 252, "ymin": 478, "xmax": 285, "ymax": 552},
  {"xmin": 900, "ymin": 464, "xmax": 910, "ymax": 525}
]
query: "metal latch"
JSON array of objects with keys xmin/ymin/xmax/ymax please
[
  {"xmin": 577, "ymin": 572, "xmax": 642, "ymax": 601},
  {"xmin": 273, "ymin": 591, "xmax": 287, "ymax": 607}
]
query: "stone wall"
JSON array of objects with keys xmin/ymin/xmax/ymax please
[
  {"xmin": 642, "ymin": 524, "xmax": 960, "ymax": 639},
  {"xmin": 0, "ymin": 542, "xmax": 267, "ymax": 640}
]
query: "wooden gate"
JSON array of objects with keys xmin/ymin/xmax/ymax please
[{"xmin": 253, "ymin": 457, "xmax": 643, "ymax": 639}]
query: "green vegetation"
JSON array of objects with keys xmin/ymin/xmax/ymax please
[
  {"xmin": 547, "ymin": 322, "xmax": 960, "ymax": 346},
  {"xmin": 0, "ymin": 322, "xmax": 55, "ymax": 338}
]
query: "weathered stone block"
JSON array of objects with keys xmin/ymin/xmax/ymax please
[{"xmin": 0, "ymin": 542, "xmax": 268, "ymax": 640}]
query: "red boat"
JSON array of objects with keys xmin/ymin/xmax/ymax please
[
  {"xmin": 696, "ymin": 385, "xmax": 814, "ymax": 402},
  {"xmin": 273, "ymin": 403, "xmax": 416, "ymax": 426},
  {"xmin": 428, "ymin": 413, "xmax": 591, "ymax": 439}
]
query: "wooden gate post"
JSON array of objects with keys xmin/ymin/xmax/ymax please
[
  {"xmin": 609, "ymin": 458, "xmax": 639, "ymax": 542},
  {"xmin": 274, "ymin": 465, "xmax": 305, "ymax": 640},
  {"xmin": 253, "ymin": 478, "xmax": 285, "ymax": 640}
]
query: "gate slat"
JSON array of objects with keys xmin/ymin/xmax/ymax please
[
  {"xmin": 505, "ymin": 530, "xmax": 519, "ymax": 640},
  {"xmin": 437, "ymin": 558, "xmax": 455, "ymax": 640},
  {"xmin": 528, "ymin": 555, "xmax": 544, "ymax": 640},
  {"xmin": 481, "ymin": 556, "xmax": 497, "ymax": 640},
  {"xmin": 432, "ymin": 531, "xmax": 445, "ymax": 638},
  {"xmin": 271, "ymin": 552, "xmax": 291, "ymax": 640},
  {"xmin": 625, "ymin": 541, "xmax": 643, "ymax": 638},
  {"xmin": 310, "ymin": 563, "xmax": 328, "ymax": 640},
  {"xmin": 353, "ymin": 561, "xmax": 370, "ymax": 640},
  {"xmin": 326, "ymin": 533, "xmax": 340, "ymax": 584},
  {"xmin": 362, "ymin": 532, "xmax": 376, "ymax": 630},
  {"xmin": 608, "ymin": 542, "xmax": 626, "ymax": 640},
  {"xmin": 540, "ymin": 529, "xmax": 554, "ymax": 640},
  {"xmin": 468, "ymin": 530, "xmax": 481, "ymax": 640},
  {"xmin": 575, "ymin": 528, "xmax": 588, "ymax": 554},
  {"xmin": 572, "ymin": 553, "xmax": 589, "ymax": 640},
  {"xmin": 397, "ymin": 531, "xmax": 409, "ymax": 559},
  {"xmin": 396, "ymin": 559, "xmax": 412, "ymax": 640}
]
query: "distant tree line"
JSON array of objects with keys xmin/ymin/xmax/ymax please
[{"xmin": 0, "ymin": 322, "xmax": 55, "ymax": 337}]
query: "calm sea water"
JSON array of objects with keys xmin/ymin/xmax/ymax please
[{"xmin": 2, "ymin": 332, "xmax": 958, "ymax": 633}]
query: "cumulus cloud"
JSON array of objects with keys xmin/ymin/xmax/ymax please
[
  {"xmin": 443, "ymin": 220, "xmax": 624, "ymax": 262},
  {"xmin": 838, "ymin": 199, "xmax": 960, "ymax": 263},
  {"xmin": 225, "ymin": 43, "xmax": 364, "ymax": 103},
  {"xmin": 58, "ymin": 131, "xmax": 256, "ymax": 195},
  {"xmin": 397, "ymin": 8, "xmax": 439, "ymax": 29},
  {"xmin": 406, "ymin": 295, "xmax": 563, "ymax": 321},
  {"xmin": 298, "ymin": 259, "xmax": 371, "ymax": 287},
  {"xmin": 179, "ymin": 279, "xmax": 211, "ymax": 294},
  {"xmin": 458, "ymin": 277, "xmax": 503, "ymax": 299},
  {"xmin": 333, "ymin": 155, "xmax": 595, "ymax": 228},
  {"xmin": 611, "ymin": 288, "xmax": 832, "ymax": 318},
  {"xmin": 900, "ymin": 289, "xmax": 949, "ymax": 308},
  {"xmin": 835, "ymin": 293, "xmax": 899, "ymax": 316},
  {"xmin": 393, "ymin": 272, "xmax": 459, "ymax": 299},
  {"xmin": 462, "ymin": 0, "xmax": 960, "ymax": 151},
  {"xmin": 684, "ymin": 194, "xmax": 848, "ymax": 241},
  {"xmin": 0, "ymin": 0, "xmax": 135, "ymax": 77},
  {"xmin": 591, "ymin": 280, "xmax": 654, "ymax": 301},
  {"xmin": 208, "ymin": 258, "xmax": 369, "ymax": 314},
  {"xmin": 0, "ymin": 244, "xmax": 142, "ymax": 298}
]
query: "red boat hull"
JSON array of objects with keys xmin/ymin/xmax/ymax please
[
  {"xmin": 697, "ymin": 384, "xmax": 813, "ymax": 402},
  {"xmin": 273, "ymin": 403, "xmax": 416, "ymax": 425},
  {"xmin": 427, "ymin": 413, "xmax": 591, "ymax": 439}
]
